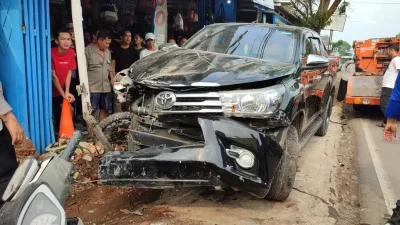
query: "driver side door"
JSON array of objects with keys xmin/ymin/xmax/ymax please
[{"xmin": 301, "ymin": 34, "xmax": 328, "ymax": 127}]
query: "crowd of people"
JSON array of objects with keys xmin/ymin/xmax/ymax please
[{"xmin": 50, "ymin": 23, "xmax": 189, "ymax": 137}]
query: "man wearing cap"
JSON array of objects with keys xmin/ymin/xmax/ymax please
[
  {"xmin": 0, "ymin": 82, "xmax": 25, "ymax": 207},
  {"xmin": 140, "ymin": 33, "xmax": 158, "ymax": 59}
]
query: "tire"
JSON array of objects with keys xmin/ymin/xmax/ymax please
[
  {"xmin": 265, "ymin": 125, "xmax": 300, "ymax": 201},
  {"xmin": 97, "ymin": 112, "xmax": 133, "ymax": 147},
  {"xmin": 316, "ymin": 96, "xmax": 333, "ymax": 137},
  {"xmin": 98, "ymin": 112, "xmax": 133, "ymax": 130}
]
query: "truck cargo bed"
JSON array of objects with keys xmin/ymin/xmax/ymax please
[{"xmin": 347, "ymin": 76, "xmax": 382, "ymax": 97}]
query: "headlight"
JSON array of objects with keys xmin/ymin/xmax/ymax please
[
  {"xmin": 29, "ymin": 213, "xmax": 58, "ymax": 225},
  {"xmin": 17, "ymin": 184, "xmax": 65, "ymax": 225},
  {"xmin": 219, "ymin": 85, "xmax": 285, "ymax": 118},
  {"xmin": 226, "ymin": 145, "xmax": 255, "ymax": 169},
  {"xmin": 22, "ymin": 192, "xmax": 61, "ymax": 225}
]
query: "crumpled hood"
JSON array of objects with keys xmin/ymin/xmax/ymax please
[{"xmin": 130, "ymin": 48, "xmax": 298, "ymax": 87}]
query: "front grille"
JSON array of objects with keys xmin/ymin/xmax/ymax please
[{"xmin": 155, "ymin": 92, "xmax": 223, "ymax": 114}]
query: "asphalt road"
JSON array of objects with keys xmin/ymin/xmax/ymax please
[{"xmin": 347, "ymin": 103, "xmax": 400, "ymax": 225}]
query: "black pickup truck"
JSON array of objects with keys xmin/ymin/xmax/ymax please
[{"xmin": 99, "ymin": 23, "xmax": 337, "ymax": 201}]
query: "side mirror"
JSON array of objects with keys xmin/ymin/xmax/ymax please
[
  {"xmin": 158, "ymin": 43, "xmax": 179, "ymax": 50},
  {"xmin": 306, "ymin": 54, "xmax": 329, "ymax": 66}
]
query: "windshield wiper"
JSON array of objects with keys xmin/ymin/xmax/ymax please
[
  {"xmin": 224, "ymin": 30, "xmax": 249, "ymax": 54},
  {"xmin": 189, "ymin": 28, "xmax": 226, "ymax": 49}
]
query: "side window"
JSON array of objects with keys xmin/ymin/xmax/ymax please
[
  {"xmin": 302, "ymin": 35, "xmax": 313, "ymax": 66},
  {"xmin": 305, "ymin": 38, "xmax": 312, "ymax": 57},
  {"xmin": 320, "ymin": 40, "xmax": 328, "ymax": 56},
  {"xmin": 310, "ymin": 38, "xmax": 321, "ymax": 55}
]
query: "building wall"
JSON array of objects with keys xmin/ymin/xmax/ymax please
[
  {"xmin": 0, "ymin": 0, "xmax": 29, "ymax": 134},
  {"xmin": 22, "ymin": 0, "xmax": 54, "ymax": 153}
]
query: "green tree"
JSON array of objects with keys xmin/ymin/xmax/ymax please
[
  {"xmin": 290, "ymin": 0, "xmax": 350, "ymax": 33},
  {"xmin": 396, "ymin": 32, "xmax": 400, "ymax": 38},
  {"xmin": 331, "ymin": 40, "xmax": 351, "ymax": 56}
]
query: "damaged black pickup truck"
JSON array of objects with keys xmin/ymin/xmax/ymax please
[{"xmin": 99, "ymin": 23, "xmax": 337, "ymax": 201}]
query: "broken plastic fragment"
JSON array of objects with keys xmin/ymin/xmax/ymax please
[
  {"xmin": 82, "ymin": 155, "xmax": 93, "ymax": 162},
  {"xmin": 73, "ymin": 172, "xmax": 79, "ymax": 180}
]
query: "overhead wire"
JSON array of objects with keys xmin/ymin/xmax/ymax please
[
  {"xmin": 349, "ymin": 1, "xmax": 400, "ymax": 4},
  {"xmin": 347, "ymin": 19, "xmax": 400, "ymax": 22}
]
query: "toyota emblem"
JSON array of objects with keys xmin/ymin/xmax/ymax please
[{"xmin": 155, "ymin": 91, "xmax": 176, "ymax": 109}]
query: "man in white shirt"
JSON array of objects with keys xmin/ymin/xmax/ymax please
[
  {"xmin": 379, "ymin": 44, "xmax": 400, "ymax": 127},
  {"xmin": 140, "ymin": 33, "xmax": 158, "ymax": 59}
]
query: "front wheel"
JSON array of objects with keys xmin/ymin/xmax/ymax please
[
  {"xmin": 265, "ymin": 125, "xmax": 300, "ymax": 201},
  {"xmin": 98, "ymin": 112, "xmax": 133, "ymax": 147},
  {"xmin": 316, "ymin": 96, "xmax": 333, "ymax": 137}
]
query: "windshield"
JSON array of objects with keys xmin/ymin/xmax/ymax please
[{"xmin": 184, "ymin": 25, "xmax": 298, "ymax": 63}]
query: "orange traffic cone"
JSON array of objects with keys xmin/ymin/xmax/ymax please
[{"xmin": 59, "ymin": 99, "xmax": 74, "ymax": 138}]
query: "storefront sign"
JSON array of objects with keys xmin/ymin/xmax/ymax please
[
  {"xmin": 253, "ymin": 0, "xmax": 274, "ymax": 10},
  {"xmin": 324, "ymin": 14, "xmax": 347, "ymax": 32},
  {"xmin": 153, "ymin": 0, "xmax": 168, "ymax": 46},
  {"xmin": 272, "ymin": 15, "xmax": 287, "ymax": 25}
]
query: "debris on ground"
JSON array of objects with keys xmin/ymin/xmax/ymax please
[{"xmin": 15, "ymin": 138, "xmax": 38, "ymax": 162}]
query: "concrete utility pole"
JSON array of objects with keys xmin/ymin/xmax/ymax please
[
  {"xmin": 70, "ymin": 0, "xmax": 113, "ymax": 151},
  {"xmin": 71, "ymin": 0, "xmax": 92, "ymax": 120}
]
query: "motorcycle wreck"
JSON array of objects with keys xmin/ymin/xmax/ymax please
[
  {"xmin": 0, "ymin": 131, "xmax": 84, "ymax": 225},
  {"xmin": 99, "ymin": 24, "xmax": 335, "ymax": 201}
]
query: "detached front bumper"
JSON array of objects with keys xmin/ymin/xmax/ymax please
[{"xmin": 99, "ymin": 117, "xmax": 285, "ymax": 198}]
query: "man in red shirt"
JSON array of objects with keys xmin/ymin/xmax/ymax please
[{"xmin": 51, "ymin": 28, "xmax": 76, "ymax": 134}]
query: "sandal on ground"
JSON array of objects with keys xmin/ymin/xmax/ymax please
[{"xmin": 376, "ymin": 123, "xmax": 386, "ymax": 128}]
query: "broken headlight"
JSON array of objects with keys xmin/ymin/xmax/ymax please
[{"xmin": 219, "ymin": 85, "xmax": 285, "ymax": 118}]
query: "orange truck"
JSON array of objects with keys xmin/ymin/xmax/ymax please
[{"xmin": 345, "ymin": 38, "xmax": 400, "ymax": 108}]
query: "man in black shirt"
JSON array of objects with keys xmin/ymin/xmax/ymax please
[
  {"xmin": 354, "ymin": 58, "xmax": 364, "ymax": 72},
  {"xmin": 112, "ymin": 30, "xmax": 140, "ymax": 74}
]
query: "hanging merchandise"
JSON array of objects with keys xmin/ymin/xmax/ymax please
[
  {"xmin": 100, "ymin": 1, "xmax": 119, "ymax": 23},
  {"xmin": 92, "ymin": 0, "xmax": 101, "ymax": 25},
  {"xmin": 173, "ymin": 12, "xmax": 184, "ymax": 31},
  {"xmin": 81, "ymin": 0, "xmax": 91, "ymax": 8},
  {"xmin": 137, "ymin": 0, "xmax": 157, "ymax": 12},
  {"xmin": 122, "ymin": 0, "xmax": 138, "ymax": 14},
  {"xmin": 187, "ymin": 0, "xmax": 198, "ymax": 23},
  {"xmin": 205, "ymin": 0, "xmax": 215, "ymax": 25},
  {"xmin": 215, "ymin": 3, "xmax": 226, "ymax": 23}
]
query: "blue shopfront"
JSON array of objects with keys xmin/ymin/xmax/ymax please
[
  {"xmin": 254, "ymin": 0, "xmax": 290, "ymax": 25},
  {"xmin": 0, "ymin": 0, "xmax": 53, "ymax": 153},
  {"xmin": 236, "ymin": 0, "xmax": 292, "ymax": 24}
]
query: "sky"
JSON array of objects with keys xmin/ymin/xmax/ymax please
[{"xmin": 320, "ymin": 0, "xmax": 400, "ymax": 44}]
